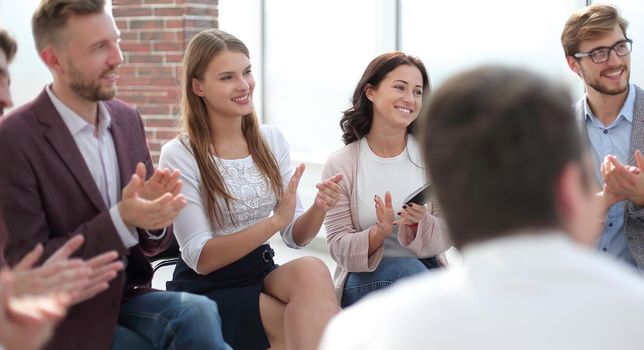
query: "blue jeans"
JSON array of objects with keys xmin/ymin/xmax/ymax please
[
  {"xmin": 112, "ymin": 291, "xmax": 232, "ymax": 350},
  {"xmin": 341, "ymin": 257, "xmax": 434, "ymax": 308}
]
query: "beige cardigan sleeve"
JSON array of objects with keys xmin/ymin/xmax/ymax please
[
  {"xmin": 322, "ymin": 144, "xmax": 384, "ymax": 273},
  {"xmin": 396, "ymin": 200, "xmax": 452, "ymax": 257}
]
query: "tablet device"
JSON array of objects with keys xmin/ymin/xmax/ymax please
[{"xmin": 403, "ymin": 183, "xmax": 431, "ymax": 205}]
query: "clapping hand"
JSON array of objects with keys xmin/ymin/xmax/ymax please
[
  {"xmin": 119, "ymin": 162, "xmax": 187, "ymax": 230},
  {"xmin": 601, "ymin": 152, "xmax": 644, "ymax": 206},
  {"xmin": 273, "ymin": 164, "xmax": 305, "ymax": 230},
  {"xmin": 313, "ymin": 173, "xmax": 343, "ymax": 211},
  {"xmin": 0, "ymin": 271, "xmax": 68, "ymax": 350},
  {"xmin": 373, "ymin": 192, "xmax": 394, "ymax": 238},
  {"xmin": 135, "ymin": 163, "xmax": 182, "ymax": 201},
  {"xmin": 394, "ymin": 202, "xmax": 428, "ymax": 227},
  {"xmin": 12, "ymin": 235, "xmax": 124, "ymax": 305}
]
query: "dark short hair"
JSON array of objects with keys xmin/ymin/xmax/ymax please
[
  {"xmin": 421, "ymin": 66, "xmax": 585, "ymax": 248},
  {"xmin": 340, "ymin": 51, "xmax": 430, "ymax": 145},
  {"xmin": 0, "ymin": 27, "xmax": 17, "ymax": 63},
  {"xmin": 32, "ymin": 0, "xmax": 106, "ymax": 52}
]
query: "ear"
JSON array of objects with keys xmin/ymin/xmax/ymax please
[
  {"xmin": 566, "ymin": 55, "xmax": 582, "ymax": 76},
  {"xmin": 556, "ymin": 162, "xmax": 596, "ymax": 245},
  {"xmin": 191, "ymin": 78, "xmax": 205, "ymax": 97},
  {"xmin": 364, "ymin": 83, "xmax": 375, "ymax": 102},
  {"xmin": 40, "ymin": 47, "xmax": 64, "ymax": 74},
  {"xmin": 556, "ymin": 162, "xmax": 579, "ymax": 223}
]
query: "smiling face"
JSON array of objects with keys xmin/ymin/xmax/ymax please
[
  {"xmin": 567, "ymin": 25, "xmax": 630, "ymax": 96},
  {"xmin": 50, "ymin": 11, "xmax": 123, "ymax": 102},
  {"xmin": 191, "ymin": 50, "xmax": 255, "ymax": 120},
  {"xmin": 366, "ymin": 64, "xmax": 424, "ymax": 131}
]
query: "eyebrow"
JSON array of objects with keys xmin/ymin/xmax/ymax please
[
  {"xmin": 588, "ymin": 38, "xmax": 628, "ymax": 52},
  {"xmin": 89, "ymin": 34, "xmax": 121, "ymax": 50},
  {"xmin": 393, "ymin": 79, "xmax": 423, "ymax": 89},
  {"xmin": 217, "ymin": 64, "xmax": 252, "ymax": 77}
]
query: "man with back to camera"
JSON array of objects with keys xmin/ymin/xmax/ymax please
[
  {"xmin": 319, "ymin": 66, "xmax": 644, "ymax": 349},
  {"xmin": 0, "ymin": 1, "xmax": 231, "ymax": 349},
  {"xmin": 562, "ymin": 4, "xmax": 644, "ymax": 272}
]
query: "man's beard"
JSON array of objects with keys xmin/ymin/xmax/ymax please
[
  {"xmin": 583, "ymin": 65, "xmax": 630, "ymax": 96},
  {"xmin": 68, "ymin": 61, "xmax": 117, "ymax": 101}
]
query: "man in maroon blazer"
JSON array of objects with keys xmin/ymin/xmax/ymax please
[
  {"xmin": 0, "ymin": 1, "xmax": 230, "ymax": 349},
  {"xmin": 1, "ymin": 25, "xmax": 125, "ymax": 350}
]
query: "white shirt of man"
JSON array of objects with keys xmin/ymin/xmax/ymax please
[{"xmin": 320, "ymin": 231, "xmax": 644, "ymax": 350}]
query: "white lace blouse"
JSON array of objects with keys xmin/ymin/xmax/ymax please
[{"xmin": 159, "ymin": 125, "xmax": 305, "ymax": 271}]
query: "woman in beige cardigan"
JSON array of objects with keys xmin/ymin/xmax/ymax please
[{"xmin": 321, "ymin": 52, "xmax": 452, "ymax": 307}]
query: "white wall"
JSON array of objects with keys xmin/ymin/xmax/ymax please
[
  {"xmin": 400, "ymin": 0, "xmax": 586, "ymax": 99},
  {"xmin": 0, "ymin": 0, "xmax": 51, "ymax": 111}
]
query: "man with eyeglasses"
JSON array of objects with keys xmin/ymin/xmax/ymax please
[{"xmin": 562, "ymin": 4, "xmax": 644, "ymax": 274}]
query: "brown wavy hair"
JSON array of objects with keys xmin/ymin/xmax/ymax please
[
  {"xmin": 180, "ymin": 29, "xmax": 283, "ymax": 228},
  {"xmin": 340, "ymin": 52, "xmax": 430, "ymax": 145}
]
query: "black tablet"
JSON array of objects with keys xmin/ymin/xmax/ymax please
[{"xmin": 403, "ymin": 183, "xmax": 431, "ymax": 205}]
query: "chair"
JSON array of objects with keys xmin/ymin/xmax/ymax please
[{"xmin": 150, "ymin": 237, "xmax": 180, "ymax": 276}]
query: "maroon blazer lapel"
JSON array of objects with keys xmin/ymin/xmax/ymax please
[{"xmin": 34, "ymin": 90, "xmax": 107, "ymax": 212}]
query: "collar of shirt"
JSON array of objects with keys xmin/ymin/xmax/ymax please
[
  {"xmin": 45, "ymin": 84, "xmax": 112, "ymax": 136},
  {"xmin": 583, "ymin": 83, "xmax": 636, "ymax": 129},
  {"xmin": 460, "ymin": 229, "xmax": 575, "ymax": 267}
]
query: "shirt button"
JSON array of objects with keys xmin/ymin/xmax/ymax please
[
  {"xmin": 603, "ymin": 129, "xmax": 608, "ymax": 134},
  {"xmin": 608, "ymin": 222, "xmax": 613, "ymax": 227},
  {"xmin": 602, "ymin": 247, "xmax": 608, "ymax": 252}
]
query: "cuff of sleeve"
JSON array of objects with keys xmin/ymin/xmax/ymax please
[
  {"xmin": 281, "ymin": 220, "xmax": 306, "ymax": 249},
  {"xmin": 110, "ymin": 205, "xmax": 139, "ymax": 248}
]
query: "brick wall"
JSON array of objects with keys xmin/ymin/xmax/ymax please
[{"xmin": 112, "ymin": 0, "xmax": 219, "ymax": 163}]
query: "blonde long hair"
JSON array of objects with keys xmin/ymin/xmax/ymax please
[{"xmin": 180, "ymin": 29, "xmax": 283, "ymax": 228}]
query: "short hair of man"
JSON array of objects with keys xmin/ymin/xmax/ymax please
[
  {"xmin": 561, "ymin": 4, "xmax": 628, "ymax": 57},
  {"xmin": 32, "ymin": 0, "xmax": 106, "ymax": 52},
  {"xmin": 0, "ymin": 27, "xmax": 17, "ymax": 63},
  {"xmin": 420, "ymin": 66, "xmax": 586, "ymax": 249}
]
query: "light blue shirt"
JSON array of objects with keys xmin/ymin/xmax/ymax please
[{"xmin": 584, "ymin": 83, "xmax": 637, "ymax": 267}]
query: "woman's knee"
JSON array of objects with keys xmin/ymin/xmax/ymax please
[{"xmin": 289, "ymin": 257, "xmax": 332, "ymax": 284}]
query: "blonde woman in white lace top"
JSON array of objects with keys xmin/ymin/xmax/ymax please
[{"xmin": 158, "ymin": 30, "xmax": 341, "ymax": 350}]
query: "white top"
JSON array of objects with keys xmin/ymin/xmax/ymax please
[
  {"xmin": 45, "ymin": 86, "xmax": 140, "ymax": 248},
  {"xmin": 320, "ymin": 231, "xmax": 644, "ymax": 350},
  {"xmin": 159, "ymin": 124, "xmax": 304, "ymax": 271},
  {"xmin": 356, "ymin": 136, "xmax": 426, "ymax": 257}
]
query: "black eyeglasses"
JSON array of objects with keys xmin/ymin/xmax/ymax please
[{"xmin": 574, "ymin": 39, "xmax": 633, "ymax": 63}]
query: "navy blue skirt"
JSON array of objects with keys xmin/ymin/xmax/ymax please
[{"xmin": 167, "ymin": 244, "xmax": 278, "ymax": 350}]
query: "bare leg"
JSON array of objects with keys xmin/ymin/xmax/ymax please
[
  {"xmin": 263, "ymin": 257, "xmax": 340, "ymax": 350},
  {"xmin": 259, "ymin": 292, "xmax": 286, "ymax": 350}
]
